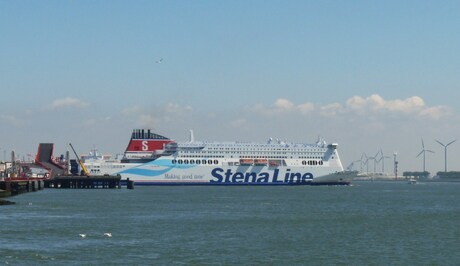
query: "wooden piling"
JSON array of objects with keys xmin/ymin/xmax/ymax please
[{"xmin": 126, "ymin": 178, "xmax": 134, "ymax": 189}]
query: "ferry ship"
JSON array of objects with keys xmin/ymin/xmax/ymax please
[{"xmin": 84, "ymin": 129, "xmax": 355, "ymax": 185}]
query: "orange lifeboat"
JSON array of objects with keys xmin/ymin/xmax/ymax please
[
  {"xmin": 239, "ymin": 159, "xmax": 254, "ymax": 165},
  {"xmin": 254, "ymin": 159, "xmax": 268, "ymax": 166}
]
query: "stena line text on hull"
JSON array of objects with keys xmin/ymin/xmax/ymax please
[{"xmin": 210, "ymin": 168, "xmax": 313, "ymax": 184}]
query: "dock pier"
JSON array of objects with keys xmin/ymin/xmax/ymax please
[
  {"xmin": 44, "ymin": 175, "xmax": 130, "ymax": 189},
  {"xmin": 0, "ymin": 179, "xmax": 45, "ymax": 197}
]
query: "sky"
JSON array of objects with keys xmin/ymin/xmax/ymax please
[{"xmin": 1, "ymin": 0, "xmax": 460, "ymax": 175}]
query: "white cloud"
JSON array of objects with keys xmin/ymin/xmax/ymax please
[
  {"xmin": 385, "ymin": 96, "xmax": 424, "ymax": 112},
  {"xmin": 253, "ymin": 99, "xmax": 316, "ymax": 115},
  {"xmin": 420, "ymin": 106, "xmax": 450, "ymax": 119},
  {"xmin": 46, "ymin": 97, "xmax": 89, "ymax": 110},
  {"xmin": 274, "ymin": 98, "xmax": 295, "ymax": 111},
  {"xmin": 320, "ymin": 103, "xmax": 343, "ymax": 116},
  {"xmin": 346, "ymin": 94, "xmax": 422, "ymax": 113},
  {"xmin": 345, "ymin": 94, "xmax": 448, "ymax": 119},
  {"xmin": 255, "ymin": 94, "xmax": 449, "ymax": 120}
]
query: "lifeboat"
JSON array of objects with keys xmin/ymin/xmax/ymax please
[
  {"xmin": 254, "ymin": 159, "xmax": 268, "ymax": 166},
  {"xmin": 239, "ymin": 159, "xmax": 254, "ymax": 165},
  {"xmin": 268, "ymin": 160, "xmax": 281, "ymax": 167}
]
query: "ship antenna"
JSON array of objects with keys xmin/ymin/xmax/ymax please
[{"xmin": 189, "ymin": 129, "xmax": 195, "ymax": 143}]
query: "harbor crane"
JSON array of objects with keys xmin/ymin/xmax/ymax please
[{"xmin": 69, "ymin": 143, "xmax": 89, "ymax": 177}]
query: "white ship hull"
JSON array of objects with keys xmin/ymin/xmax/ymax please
[{"xmin": 116, "ymin": 158, "xmax": 354, "ymax": 185}]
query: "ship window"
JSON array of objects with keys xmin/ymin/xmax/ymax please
[
  {"xmin": 196, "ymin": 160, "xmax": 201, "ymax": 165},
  {"xmin": 208, "ymin": 160, "xmax": 212, "ymax": 164},
  {"xmin": 202, "ymin": 160, "xmax": 206, "ymax": 164},
  {"xmin": 178, "ymin": 160, "xmax": 183, "ymax": 164},
  {"xmin": 214, "ymin": 160, "xmax": 218, "ymax": 164},
  {"xmin": 184, "ymin": 159, "xmax": 189, "ymax": 164},
  {"xmin": 190, "ymin": 159, "xmax": 195, "ymax": 164},
  {"xmin": 172, "ymin": 160, "xmax": 177, "ymax": 164}
]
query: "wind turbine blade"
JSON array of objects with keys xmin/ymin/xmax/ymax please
[
  {"xmin": 426, "ymin": 150, "xmax": 435, "ymax": 153},
  {"xmin": 435, "ymin": 139, "xmax": 445, "ymax": 146},
  {"xmin": 447, "ymin": 139, "xmax": 457, "ymax": 146},
  {"xmin": 421, "ymin": 138, "xmax": 425, "ymax": 149},
  {"xmin": 416, "ymin": 150, "xmax": 424, "ymax": 158}
]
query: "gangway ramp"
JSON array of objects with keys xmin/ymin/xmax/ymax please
[{"xmin": 35, "ymin": 143, "xmax": 65, "ymax": 178}]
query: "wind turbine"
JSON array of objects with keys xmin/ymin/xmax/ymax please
[
  {"xmin": 416, "ymin": 139, "xmax": 434, "ymax": 172},
  {"xmin": 361, "ymin": 153, "xmax": 369, "ymax": 173},
  {"xmin": 377, "ymin": 149, "xmax": 391, "ymax": 173},
  {"xmin": 365, "ymin": 150, "xmax": 380, "ymax": 180},
  {"xmin": 370, "ymin": 150, "xmax": 381, "ymax": 173},
  {"xmin": 435, "ymin": 139, "xmax": 456, "ymax": 172}
]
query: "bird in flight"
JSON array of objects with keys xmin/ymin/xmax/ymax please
[{"xmin": 156, "ymin": 58, "xmax": 163, "ymax": 63}]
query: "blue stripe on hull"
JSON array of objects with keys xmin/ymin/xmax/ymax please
[{"xmin": 124, "ymin": 181, "xmax": 351, "ymax": 186}]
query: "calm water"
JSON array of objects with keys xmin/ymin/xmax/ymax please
[{"xmin": 1, "ymin": 181, "xmax": 460, "ymax": 265}]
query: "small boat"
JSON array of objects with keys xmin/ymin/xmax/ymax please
[{"xmin": 407, "ymin": 179, "xmax": 417, "ymax": 184}]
